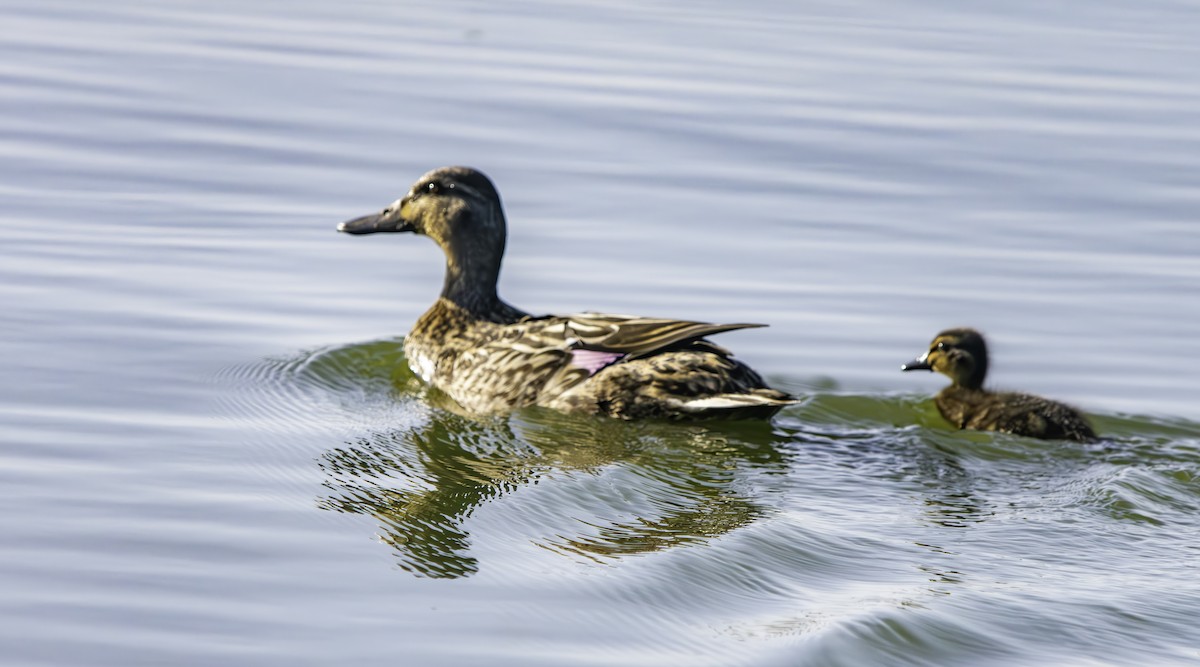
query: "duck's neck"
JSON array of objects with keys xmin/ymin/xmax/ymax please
[
  {"xmin": 437, "ymin": 247, "xmax": 525, "ymax": 323},
  {"xmin": 441, "ymin": 256, "xmax": 499, "ymax": 312},
  {"xmin": 952, "ymin": 367, "xmax": 987, "ymax": 391},
  {"xmin": 949, "ymin": 381, "xmax": 985, "ymax": 394}
]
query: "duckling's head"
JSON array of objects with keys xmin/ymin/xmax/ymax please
[
  {"xmin": 338, "ymin": 166, "xmax": 509, "ymax": 305},
  {"xmin": 902, "ymin": 327, "xmax": 988, "ymax": 389}
]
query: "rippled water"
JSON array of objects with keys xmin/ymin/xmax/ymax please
[{"xmin": 3, "ymin": 1, "xmax": 1199, "ymax": 665}]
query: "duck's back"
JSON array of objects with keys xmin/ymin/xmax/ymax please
[
  {"xmin": 543, "ymin": 342, "xmax": 794, "ymax": 420},
  {"xmin": 403, "ymin": 302, "xmax": 795, "ymax": 419},
  {"xmin": 935, "ymin": 386, "xmax": 1096, "ymax": 442}
]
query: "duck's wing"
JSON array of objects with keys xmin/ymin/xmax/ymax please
[
  {"xmin": 505, "ymin": 313, "xmax": 791, "ymax": 418},
  {"xmin": 548, "ymin": 312, "xmax": 766, "ymax": 357},
  {"xmin": 496, "ymin": 313, "xmax": 766, "ymax": 396}
]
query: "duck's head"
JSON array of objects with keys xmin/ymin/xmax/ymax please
[
  {"xmin": 338, "ymin": 165, "xmax": 506, "ymax": 249},
  {"xmin": 338, "ymin": 166, "xmax": 509, "ymax": 308},
  {"xmin": 901, "ymin": 327, "xmax": 988, "ymax": 389}
]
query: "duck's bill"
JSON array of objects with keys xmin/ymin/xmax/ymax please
[
  {"xmin": 337, "ymin": 212, "xmax": 414, "ymax": 235},
  {"xmin": 901, "ymin": 356, "xmax": 932, "ymax": 372}
]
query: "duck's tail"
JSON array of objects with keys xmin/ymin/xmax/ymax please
[{"xmin": 675, "ymin": 390, "xmax": 800, "ymax": 420}]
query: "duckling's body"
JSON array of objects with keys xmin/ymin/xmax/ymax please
[
  {"xmin": 932, "ymin": 385, "xmax": 1096, "ymax": 442},
  {"xmin": 902, "ymin": 328, "xmax": 1096, "ymax": 442},
  {"xmin": 338, "ymin": 166, "xmax": 796, "ymax": 420}
]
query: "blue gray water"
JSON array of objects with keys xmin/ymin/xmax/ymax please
[{"xmin": 2, "ymin": 1, "xmax": 1199, "ymax": 665}]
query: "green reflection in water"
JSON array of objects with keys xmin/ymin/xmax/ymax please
[
  {"xmin": 309, "ymin": 340, "xmax": 792, "ymax": 578},
  {"xmin": 297, "ymin": 338, "xmax": 1200, "ymax": 585},
  {"xmin": 319, "ymin": 413, "xmax": 791, "ymax": 578}
]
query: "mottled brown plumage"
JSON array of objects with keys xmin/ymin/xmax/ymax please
[
  {"xmin": 338, "ymin": 166, "xmax": 796, "ymax": 419},
  {"xmin": 902, "ymin": 328, "xmax": 1096, "ymax": 442}
]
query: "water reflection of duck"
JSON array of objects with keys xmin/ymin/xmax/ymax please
[
  {"xmin": 902, "ymin": 328, "xmax": 1096, "ymax": 442},
  {"xmin": 338, "ymin": 166, "xmax": 796, "ymax": 420},
  {"xmin": 318, "ymin": 409, "xmax": 786, "ymax": 578}
]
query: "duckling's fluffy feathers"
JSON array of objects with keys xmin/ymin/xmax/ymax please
[
  {"xmin": 934, "ymin": 386, "xmax": 1097, "ymax": 443},
  {"xmin": 904, "ymin": 327, "xmax": 1096, "ymax": 442}
]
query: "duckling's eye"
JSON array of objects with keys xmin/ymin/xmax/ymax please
[
  {"xmin": 425, "ymin": 181, "xmax": 442, "ymax": 195},
  {"xmin": 936, "ymin": 341, "xmax": 946, "ymax": 350}
]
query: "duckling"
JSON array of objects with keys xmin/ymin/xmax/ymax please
[
  {"xmin": 901, "ymin": 328, "xmax": 1096, "ymax": 442},
  {"xmin": 337, "ymin": 166, "xmax": 797, "ymax": 420}
]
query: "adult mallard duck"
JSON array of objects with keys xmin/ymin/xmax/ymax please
[
  {"xmin": 902, "ymin": 327, "xmax": 1096, "ymax": 442},
  {"xmin": 337, "ymin": 166, "xmax": 797, "ymax": 420}
]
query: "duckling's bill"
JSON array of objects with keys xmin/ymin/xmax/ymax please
[{"xmin": 901, "ymin": 352, "xmax": 932, "ymax": 372}]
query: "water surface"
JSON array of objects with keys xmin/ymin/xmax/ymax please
[{"xmin": 2, "ymin": 1, "xmax": 1199, "ymax": 665}]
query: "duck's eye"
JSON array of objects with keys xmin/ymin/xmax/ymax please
[
  {"xmin": 936, "ymin": 341, "xmax": 946, "ymax": 350},
  {"xmin": 425, "ymin": 181, "xmax": 442, "ymax": 194}
]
